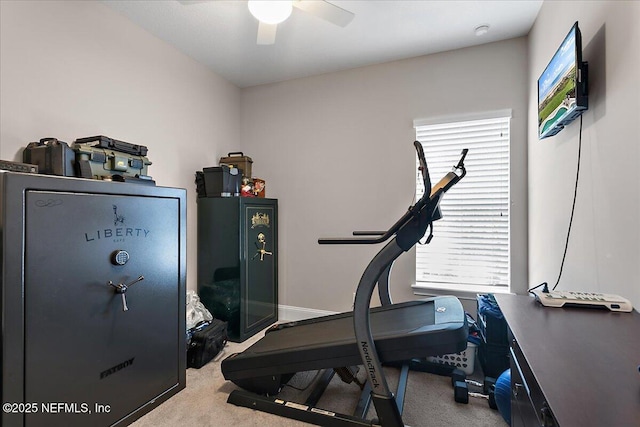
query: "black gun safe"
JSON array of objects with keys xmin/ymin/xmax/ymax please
[
  {"xmin": 1, "ymin": 172, "xmax": 186, "ymax": 427},
  {"xmin": 197, "ymin": 197, "xmax": 277, "ymax": 342}
]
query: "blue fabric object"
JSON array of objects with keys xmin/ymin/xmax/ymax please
[
  {"xmin": 478, "ymin": 293, "xmax": 504, "ymax": 320},
  {"xmin": 494, "ymin": 368, "xmax": 511, "ymax": 425}
]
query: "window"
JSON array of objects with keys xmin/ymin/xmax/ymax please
[{"xmin": 413, "ymin": 111, "xmax": 510, "ymax": 294}]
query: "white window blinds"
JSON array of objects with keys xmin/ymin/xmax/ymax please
[{"xmin": 414, "ymin": 113, "xmax": 510, "ymax": 291}]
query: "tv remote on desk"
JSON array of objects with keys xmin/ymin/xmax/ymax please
[{"xmin": 531, "ymin": 289, "xmax": 633, "ymax": 312}]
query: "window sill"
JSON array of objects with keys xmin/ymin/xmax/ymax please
[{"xmin": 412, "ymin": 282, "xmax": 511, "ymax": 301}]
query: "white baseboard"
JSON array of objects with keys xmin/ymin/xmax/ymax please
[{"xmin": 278, "ymin": 304, "xmax": 338, "ymax": 322}]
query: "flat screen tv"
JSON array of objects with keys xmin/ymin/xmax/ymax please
[{"xmin": 538, "ymin": 21, "xmax": 588, "ymax": 139}]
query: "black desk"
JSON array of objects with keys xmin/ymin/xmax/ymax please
[{"xmin": 494, "ymin": 294, "xmax": 640, "ymax": 427}]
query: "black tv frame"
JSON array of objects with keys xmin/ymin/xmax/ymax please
[{"xmin": 538, "ymin": 21, "xmax": 589, "ymax": 139}]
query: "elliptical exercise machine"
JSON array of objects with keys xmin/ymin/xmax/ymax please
[{"xmin": 221, "ymin": 141, "xmax": 469, "ymax": 426}]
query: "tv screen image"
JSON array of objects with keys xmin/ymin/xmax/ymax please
[{"xmin": 538, "ymin": 22, "xmax": 588, "ymax": 139}]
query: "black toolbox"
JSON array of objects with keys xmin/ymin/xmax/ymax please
[
  {"xmin": 196, "ymin": 165, "xmax": 241, "ymax": 197},
  {"xmin": 23, "ymin": 137, "xmax": 75, "ymax": 176}
]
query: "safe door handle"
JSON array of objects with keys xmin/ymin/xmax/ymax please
[{"xmin": 108, "ymin": 275, "xmax": 144, "ymax": 311}]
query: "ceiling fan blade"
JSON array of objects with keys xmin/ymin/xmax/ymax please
[
  {"xmin": 257, "ymin": 21, "xmax": 277, "ymax": 45},
  {"xmin": 293, "ymin": 0, "xmax": 354, "ymax": 27},
  {"xmin": 177, "ymin": 1, "xmax": 213, "ymax": 4}
]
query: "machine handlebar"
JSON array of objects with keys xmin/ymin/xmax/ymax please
[
  {"xmin": 414, "ymin": 140, "xmax": 432, "ymax": 196},
  {"xmin": 318, "ymin": 144, "xmax": 467, "ymax": 245}
]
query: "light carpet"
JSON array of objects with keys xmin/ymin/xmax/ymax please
[{"xmin": 131, "ymin": 332, "xmax": 507, "ymax": 427}]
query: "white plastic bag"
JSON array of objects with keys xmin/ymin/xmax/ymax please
[{"xmin": 186, "ymin": 290, "xmax": 213, "ymax": 330}]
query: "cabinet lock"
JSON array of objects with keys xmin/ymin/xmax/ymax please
[{"xmin": 253, "ymin": 233, "xmax": 273, "ymax": 261}]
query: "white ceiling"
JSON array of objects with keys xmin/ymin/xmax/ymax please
[{"xmin": 102, "ymin": 0, "xmax": 543, "ymax": 88}]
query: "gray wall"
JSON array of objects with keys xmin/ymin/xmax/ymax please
[
  {"xmin": 527, "ymin": 1, "xmax": 640, "ymax": 308},
  {"xmin": 3, "ymin": 1, "xmax": 636, "ymax": 313},
  {"xmin": 241, "ymin": 38, "xmax": 529, "ymax": 312},
  {"xmin": 0, "ymin": 0, "xmax": 241, "ymax": 291}
]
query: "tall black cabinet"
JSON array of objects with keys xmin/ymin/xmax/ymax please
[
  {"xmin": 1, "ymin": 172, "xmax": 186, "ymax": 427},
  {"xmin": 197, "ymin": 197, "xmax": 278, "ymax": 342}
]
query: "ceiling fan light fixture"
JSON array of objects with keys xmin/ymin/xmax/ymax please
[
  {"xmin": 475, "ymin": 24, "xmax": 490, "ymax": 36},
  {"xmin": 248, "ymin": 1, "xmax": 293, "ymax": 25}
]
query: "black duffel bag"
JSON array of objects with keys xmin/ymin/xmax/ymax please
[{"xmin": 187, "ymin": 319, "xmax": 228, "ymax": 369}]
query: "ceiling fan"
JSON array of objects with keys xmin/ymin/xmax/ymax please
[{"xmin": 179, "ymin": 1, "xmax": 355, "ymax": 45}]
